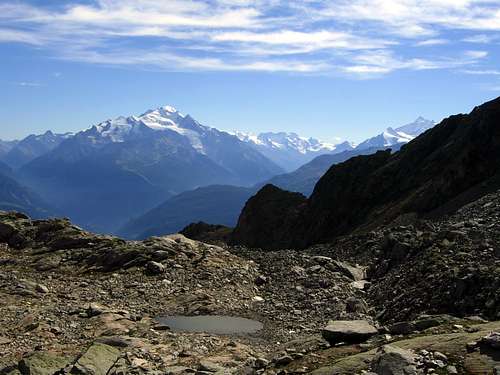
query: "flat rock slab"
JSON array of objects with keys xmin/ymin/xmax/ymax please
[
  {"xmin": 71, "ymin": 343, "xmax": 121, "ymax": 375},
  {"xmin": 18, "ymin": 353, "xmax": 72, "ymax": 375},
  {"xmin": 322, "ymin": 320, "xmax": 378, "ymax": 345},
  {"xmin": 371, "ymin": 345, "xmax": 418, "ymax": 375}
]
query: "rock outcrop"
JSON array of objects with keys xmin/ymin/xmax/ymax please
[{"xmin": 230, "ymin": 184, "xmax": 307, "ymax": 249}]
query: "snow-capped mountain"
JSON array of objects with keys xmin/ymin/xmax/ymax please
[
  {"xmin": 235, "ymin": 131, "xmax": 354, "ymax": 171},
  {"xmin": 19, "ymin": 105, "xmax": 284, "ymax": 233},
  {"xmin": 1, "ymin": 131, "xmax": 72, "ymax": 168},
  {"xmin": 356, "ymin": 117, "xmax": 435, "ymax": 150}
]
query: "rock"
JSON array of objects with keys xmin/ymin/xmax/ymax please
[
  {"xmin": 71, "ymin": 343, "xmax": 121, "ymax": 375},
  {"xmin": 35, "ymin": 284, "xmax": 49, "ymax": 294},
  {"xmin": 311, "ymin": 256, "xmax": 333, "ymax": 265},
  {"xmin": 388, "ymin": 322, "xmax": 416, "ymax": 335},
  {"xmin": 87, "ymin": 303, "xmax": 108, "ymax": 317},
  {"xmin": 18, "ymin": 353, "xmax": 72, "ymax": 375},
  {"xmin": 254, "ymin": 358, "xmax": 270, "ymax": 369},
  {"xmin": 144, "ymin": 261, "xmax": 165, "ymax": 275},
  {"xmin": 0, "ymin": 336, "xmax": 12, "ymax": 345},
  {"xmin": 255, "ymin": 275, "xmax": 267, "ymax": 286},
  {"xmin": 164, "ymin": 366, "xmax": 195, "ymax": 375},
  {"xmin": 252, "ymin": 296, "xmax": 264, "ymax": 303},
  {"xmin": 481, "ymin": 332, "xmax": 500, "ymax": 349},
  {"xmin": 274, "ymin": 355, "xmax": 293, "ymax": 366},
  {"xmin": 413, "ymin": 315, "xmax": 456, "ymax": 331},
  {"xmin": 447, "ymin": 365, "xmax": 458, "ymax": 374},
  {"xmin": 345, "ymin": 297, "xmax": 369, "ymax": 314},
  {"xmin": 352, "ymin": 280, "xmax": 371, "ymax": 290},
  {"xmin": 371, "ymin": 345, "xmax": 419, "ymax": 375},
  {"xmin": 432, "ymin": 351, "xmax": 447, "ymax": 362},
  {"xmin": 331, "ymin": 261, "xmax": 366, "ymax": 281},
  {"xmin": 198, "ymin": 360, "xmax": 223, "ymax": 372},
  {"xmin": 95, "ymin": 336, "xmax": 145, "ymax": 348},
  {"xmin": 388, "ymin": 241, "xmax": 412, "ymax": 264},
  {"xmin": 321, "ymin": 320, "xmax": 378, "ymax": 345}
]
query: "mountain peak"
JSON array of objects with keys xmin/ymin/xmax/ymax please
[{"xmin": 161, "ymin": 105, "xmax": 178, "ymax": 113}]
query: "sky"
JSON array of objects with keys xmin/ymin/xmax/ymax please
[{"xmin": 1, "ymin": 0, "xmax": 500, "ymax": 143}]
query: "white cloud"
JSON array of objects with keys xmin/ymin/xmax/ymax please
[
  {"xmin": 462, "ymin": 34, "xmax": 497, "ymax": 43},
  {"xmin": 14, "ymin": 82, "xmax": 42, "ymax": 87},
  {"xmin": 415, "ymin": 38, "xmax": 449, "ymax": 46},
  {"xmin": 462, "ymin": 69, "xmax": 500, "ymax": 75},
  {"xmin": 0, "ymin": 0, "xmax": 498, "ymax": 77}
]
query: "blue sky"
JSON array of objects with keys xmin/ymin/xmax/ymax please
[{"xmin": 1, "ymin": 0, "xmax": 500, "ymax": 143}]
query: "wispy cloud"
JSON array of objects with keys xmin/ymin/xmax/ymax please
[
  {"xmin": 0, "ymin": 0, "xmax": 498, "ymax": 77},
  {"xmin": 462, "ymin": 69, "xmax": 500, "ymax": 75},
  {"xmin": 415, "ymin": 39, "xmax": 449, "ymax": 46},
  {"xmin": 13, "ymin": 81, "xmax": 43, "ymax": 87}
]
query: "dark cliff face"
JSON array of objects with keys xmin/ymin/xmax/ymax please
[
  {"xmin": 230, "ymin": 184, "xmax": 307, "ymax": 250},
  {"xmin": 231, "ymin": 96, "xmax": 500, "ymax": 249}
]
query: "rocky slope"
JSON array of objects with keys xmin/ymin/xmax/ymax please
[
  {"xmin": 231, "ymin": 96, "xmax": 500, "ymax": 249},
  {"xmin": 1, "ymin": 186, "xmax": 500, "ymax": 373}
]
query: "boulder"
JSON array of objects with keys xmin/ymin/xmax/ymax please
[
  {"xmin": 71, "ymin": 343, "xmax": 121, "ymax": 375},
  {"xmin": 18, "ymin": 353, "xmax": 72, "ymax": 375},
  {"xmin": 331, "ymin": 261, "xmax": 366, "ymax": 281},
  {"xmin": 321, "ymin": 320, "xmax": 378, "ymax": 345},
  {"xmin": 481, "ymin": 332, "xmax": 500, "ymax": 349},
  {"xmin": 371, "ymin": 345, "xmax": 419, "ymax": 375},
  {"xmin": 144, "ymin": 261, "xmax": 165, "ymax": 275}
]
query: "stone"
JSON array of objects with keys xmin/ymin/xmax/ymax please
[
  {"xmin": 87, "ymin": 303, "xmax": 110, "ymax": 317},
  {"xmin": 35, "ymin": 284, "xmax": 49, "ymax": 294},
  {"xmin": 388, "ymin": 321, "xmax": 416, "ymax": 335},
  {"xmin": 254, "ymin": 358, "xmax": 270, "ymax": 369},
  {"xmin": 432, "ymin": 351, "xmax": 447, "ymax": 362},
  {"xmin": 447, "ymin": 365, "xmax": 458, "ymax": 374},
  {"xmin": 252, "ymin": 296, "xmax": 264, "ymax": 303},
  {"xmin": 164, "ymin": 366, "xmax": 195, "ymax": 375},
  {"xmin": 321, "ymin": 320, "xmax": 378, "ymax": 345},
  {"xmin": 331, "ymin": 261, "xmax": 366, "ymax": 281},
  {"xmin": 352, "ymin": 280, "xmax": 371, "ymax": 290},
  {"xmin": 0, "ymin": 336, "xmax": 12, "ymax": 345},
  {"xmin": 481, "ymin": 332, "xmax": 500, "ymax": 349},
  {"xmin": 144, "ymin": 261, "xmax": 165, "ymax": 275},
  {"xmin": 274, "ymin": 355, "xmax": 293, "ymax": 366},
  {"xmin": 371, "ymin": 345, "xmax": 418, "ymax": 375},
  {"xmin": 198, "ymin": 360, "xmax": 223, "ymax": 372},
  {"xmin": 71, "ymin": 343, "xmax": 121, "ymax": 375},
  {"xmin": 345, "ymin": 297, "xmax": 369, "ymax": 314},
  {"xmin": 255, "ymin": 275, "xmax": 267, "ymax": 286},
  {"xmin": 18, "ymin": 353, "xmax": 72, "ymax": 375}
]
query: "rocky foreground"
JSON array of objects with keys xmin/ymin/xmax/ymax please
[{"xmin": 1, "ymin": 191, "xmax": 500, "ymax": 374}]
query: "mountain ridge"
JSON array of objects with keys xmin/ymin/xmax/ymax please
[{"xmin": 230, "ymin": 97, "xmax": 500, "ymax": 249}]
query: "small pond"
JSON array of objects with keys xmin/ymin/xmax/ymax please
[{"xmin": 156, "ymin": 315, "xmax": 263, "ymax": 334}]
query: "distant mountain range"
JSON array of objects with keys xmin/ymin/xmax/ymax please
[
  {"xmin": 14, "ymin": 106, "xmax": 284, "ymax": 233},
  {"xmin": 234, "ymin": 131, "xmax": 354, "ymax": 171},
  {"xmin": 1, "ymin": 131, "xmax": 72, "ymax": 169},
  {"xmin": 119, "ymin": 117, "xmax": 430, "ymax": 239},
  {"xmin": 0, "ymin": 108, "xmax": 435, "ymax": 236},
  {"xmin": 355, "ymin": 117, "xmax": 435, "ymax": 150}
]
